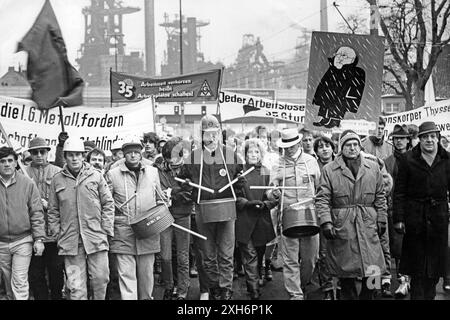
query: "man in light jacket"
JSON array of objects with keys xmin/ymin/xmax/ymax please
[
  {"xmin": 0, "ymin": 147, "xmax": 45, "ymax": 300},
  {"xmin": 315, "ymin": 130, "xmax": 387, "ymax": 300},
  {"xmin": 106, "ymin": 136, "xmax": 164, "ymax": 300},
  {"xmin": 48, "ymin": 137, "xmax": 115, "ymax": 300},
  {"xmin": 268, "ymin": 128, "xmax": 321, "ymax": 300}
]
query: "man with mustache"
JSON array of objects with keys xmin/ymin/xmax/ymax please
[{"xmin": 87, "ymin": 148, "xmax": 106, "ymax": 174}]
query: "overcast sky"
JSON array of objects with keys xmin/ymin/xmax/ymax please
[{"xmin": 0, "ymin": 0, "xmax": 371, "ymax": 77}]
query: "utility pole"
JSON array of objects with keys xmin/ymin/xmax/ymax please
[
  {"xmin": 368, "ymin": 0, "xmax": 379, "ymax": 36},
  {"xmin": 179, "ymin": 0, "xmax": 185, "ymax": 128}
]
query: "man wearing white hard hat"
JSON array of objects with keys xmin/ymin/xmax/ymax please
[
  {"xmin": 267, "ymin": 128, "xmax": 321, "ymax": 300},
  {"xmin": 106, "ymin": 135, "xmax": 164, "ymax": 300},
  {"xmin": 47, "ymin": 137, "xmax": 115, "ymax": 300}
]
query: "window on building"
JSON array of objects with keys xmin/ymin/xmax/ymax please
[{"xmin": 384, "ymin": 102, "xmax": 400, "ymax": 114}]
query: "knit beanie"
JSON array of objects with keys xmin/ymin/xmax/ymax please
[{"xmin": 340, "ymin": 130, "xmax": 361, "ymax": 149}]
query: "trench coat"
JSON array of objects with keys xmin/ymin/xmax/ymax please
[
  {"xmin": 235, "ymin": 164, "xmax": 277, "ymax": 247},
  {"xmin": 393, "ymin": 144, "xmax": 450, "ymax": 278},
  {"xmin": 48, "ymin": 164, "xmax": 115, "ymax": 255},
  {"xmin": 106, "ymin": 162, "xmax": 163, "ymax": 256},
  {"xmin": 315, "ymin": 154, "xmax": 387, "ymax": 278}
]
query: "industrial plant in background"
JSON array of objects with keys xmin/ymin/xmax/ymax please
[
  {"xmin": 159, "ymin": 13, "xmax": 222, "ymax": 76},
  {"xmin": 76, "ymin": 0, "xmax": 145, "ymax": 86}
]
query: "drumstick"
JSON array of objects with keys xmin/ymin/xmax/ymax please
[
  {"xmin": 174, "ymin": 177, "xmax": 214, "ymax": 194},
  {"xmin": 249, "ymin": 186, "xmax": 308, "ymax": 190},
  {"xmin": 289, "ymin": 197, "xmax": 315, "ymax": 208},
  {"xmin": 218, "ymin": 166, "xmax": 255, "ymax": 193},
  {"xmin": 172, "ymin": 223, "xmax": 207, "ymax": 240},
  {"xmin": 114, "ymin": 204, "xmax": 131, "ymax": 218},
  {"xmin": 118, "ymin": 193, "xmax": 137, "ymax": 209}
]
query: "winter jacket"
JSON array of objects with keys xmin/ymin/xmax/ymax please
[
  {"xmin": 25, "ymin": 163, "xmax": 61, "ymax": 242},
  {"xmin": 235, "ymin": 164, "xmax": 277, "ymax": 246},
  {"xmin": 184, "ymin": 144, "xmax": 244, "ymax": 203},
  {"xmin": 106, "ymin": 162, "xmax": 163, "ymax": 255},
  {"xmin": 361, "ymin": 136, "xmax": 393, "ymax": 160},
  {"xmin": 315, "ymin": 154, "xmax": 387, "ymax": 277},
  {"xmin": 0, "ymin": 172, "xmax": 45, "ymax": 243},
  {"xmin": 48, "ymin": 164, "xmax": 115, "ymax": 255},
  {"xmin": 269, "ymin": 150, "xmax": 321, "ymax": 209},
  {"xmin": 393, "ymin": 144, "xmax": 450, "ymax": 277}
]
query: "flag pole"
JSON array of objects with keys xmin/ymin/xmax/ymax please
[
  {"xmin": 58, "ymin": 105, "xmax": 65, "ymax": 132},
  {"xmin": 109, "ymin": 68, "xmax": 113, "ymax": 108}
]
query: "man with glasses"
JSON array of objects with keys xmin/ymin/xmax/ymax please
[{"xmin": 25, "ymin": 137, "xmax": 64, "ymax": 300}]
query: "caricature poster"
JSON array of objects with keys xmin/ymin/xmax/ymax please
[{"xmin": 305, "ymin": 31, "xmax": 384, "ymax": 131}]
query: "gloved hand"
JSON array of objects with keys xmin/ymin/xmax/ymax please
[
  {"xmin": 58, "ymin": 131, "xmax": 69, "ymax": 147},
  {"xmin": 180, "ymin": 178, "xmax": 193, "ymax": 192},
  {"xmin": 393, "ymin": 222, "xmax": 405, "ymax": 234},
  {"xmin": 377, "ymin": 222, "xmax": 386, "ymax": 236},
  {"xmin": 271, "ymin": 187, "xmax": 281, "ymax": 200},
  {"xmin": 321, "ymin": 222, "xmax": 337, "ymax": 240},
  {"xmin": 172, "ymin": 187, "xmax": 192, "ymax": 203},
  {"xmin": 245, "ymin": 200, "xmax": 265, "ymax": 211},
  {"xmin": 234, "ymin": 175, "xmax": 248, "ymax": 189}
]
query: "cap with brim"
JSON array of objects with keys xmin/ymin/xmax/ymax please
[
  {"xmin": 418, "ymin": 121, "xmax": 440, "ymax": 137},
  {"xmin": 27, "ymin": 137, "xmax": 51, "ymax": 152},
  {"xmin": 391, "ymin": 125, "xmax": 410, "ymax": 138},
  {"xmin": 276, "ymin": 128, "xmax": 301, "ymax": 148}
]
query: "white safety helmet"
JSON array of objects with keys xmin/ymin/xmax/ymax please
[
  {"xmin": 63, "ymin": 137, "xmax": 86, "ymax": 152},
  {"xmin": 111, "ymin": 139, "xmax": 123, "ymax": 151},
  {"xmin": 121, "ymin": 135, "xmax": 143, "ymax": 151}
]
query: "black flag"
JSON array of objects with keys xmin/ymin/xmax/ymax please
[{"xmin": 17, "ymin": 0, "xmax": 84, "ymax": 109}]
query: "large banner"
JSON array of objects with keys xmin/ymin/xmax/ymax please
[
  {"xmin": 219, "ymin": 90, "xmax": 305, "ymax": 123},
  {"xmin": 305, "ymin": 31, "xmax": 384, "ymax": 131},
  {"xmin": 0, "ymin": 95, "xmax": 155, "ymax": 152},
  {"xmin": 110, "ymin": 69, "xmax": 222, "ymax": 103},
  {"xmin": 383, "ymin": 99, "xmax": 450, "ymax": 136}
]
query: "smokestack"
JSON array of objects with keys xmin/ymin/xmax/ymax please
[
  {"xmin": 144, "ymin": 0, "xmax": 156, "ymax": 76},
  {"xmin": 320, "ymin": 0, "xmax": 328, "ymax": 31}
]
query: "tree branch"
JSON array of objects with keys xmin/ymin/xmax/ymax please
[
  {"xmin": 437, "ymin": 1, "xmax": 450, "ymax": 41},
  {"xmin": 414, "ymin": 0, "xmax": 426, "ymax": 72},
  {"xmin": 384, "ymin": 65, "xmax": 407, "ymax": 95}
]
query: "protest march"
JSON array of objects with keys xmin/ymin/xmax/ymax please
[{"xmin": 0, "ymin": 0, "xmax": 449, "ymax": 306}]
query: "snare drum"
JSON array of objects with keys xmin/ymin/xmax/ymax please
[{"xmin": 130, "ymin": 204, "xmax": 174, "ymax": 239}]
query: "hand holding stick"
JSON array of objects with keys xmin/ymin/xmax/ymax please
[
  {"xmin": 218, "ymin": 166, "xmax": 255, "ymax": 193},
  {"xmin": 174, "ymin": 177, "xmax": 214, "ymax": 194}
]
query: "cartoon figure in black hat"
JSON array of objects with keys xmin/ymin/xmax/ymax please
[{"xmin": 312, "ymin": 46, "xmax": 366, "ymax": 128}]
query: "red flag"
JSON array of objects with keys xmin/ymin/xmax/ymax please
[{"xmin": 17, "ymin": 0, "xmax": 84, "ymax": 109}]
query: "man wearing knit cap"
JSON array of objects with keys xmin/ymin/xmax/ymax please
[
  {"xmin": 393, "ymin": 121, "xmax": 450, "ymax": 300},
  {"xmin": 315, "ymin": 129, "xmax": 387, "ymax": 300}
]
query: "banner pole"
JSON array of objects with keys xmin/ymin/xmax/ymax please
[
  {"xmin": 58, "ymin": 105, "xmax": 65, "ymax": 132},
  {"xmin": 109, "ymin": 68, "xmax": 113, "ymax": 108},
  {"xmin": 0, "ymin": 120, "xmax": 30, "ymax": 178}
]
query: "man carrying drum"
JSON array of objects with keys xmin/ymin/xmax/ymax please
[
  {"xmin": 183, "ymin": 114, "xmax": 244, "ymax": 300},
  {"xmin": 267, "ymin": 128, "xmax": 321, "ymax": 300},
  {"xmin": 106, "ymin": 136, "xmax": 164, "ymax": 300}
]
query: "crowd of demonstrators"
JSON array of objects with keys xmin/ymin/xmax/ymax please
[{"xmin": 0, "ymin": 113, "xmax": 449, "ymax": 301}]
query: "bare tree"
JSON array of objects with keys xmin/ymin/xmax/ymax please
[
  {"xmin": 337, "ymin": 14, "xmax": 369, "ymax": 34},
  {"xmin": 375, "ymin": 0, "xmax": 450, "ymax": 110}
]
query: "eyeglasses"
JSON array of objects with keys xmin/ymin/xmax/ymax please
[{"xmin": 30, "ymin": 149, "xmax": 47, "ymax": 156}]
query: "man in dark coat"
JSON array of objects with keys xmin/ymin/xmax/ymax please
[
  {"xmin": 384, "ymin": 124, "xmax": 411, "ymax": 298},
  {"xmin": 393, "ymin": 121, "xmax": 450, "ymax": 300},
  {"xmin": 312, "ymin": 46, "xmax": 365, "ymax": 129}
]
